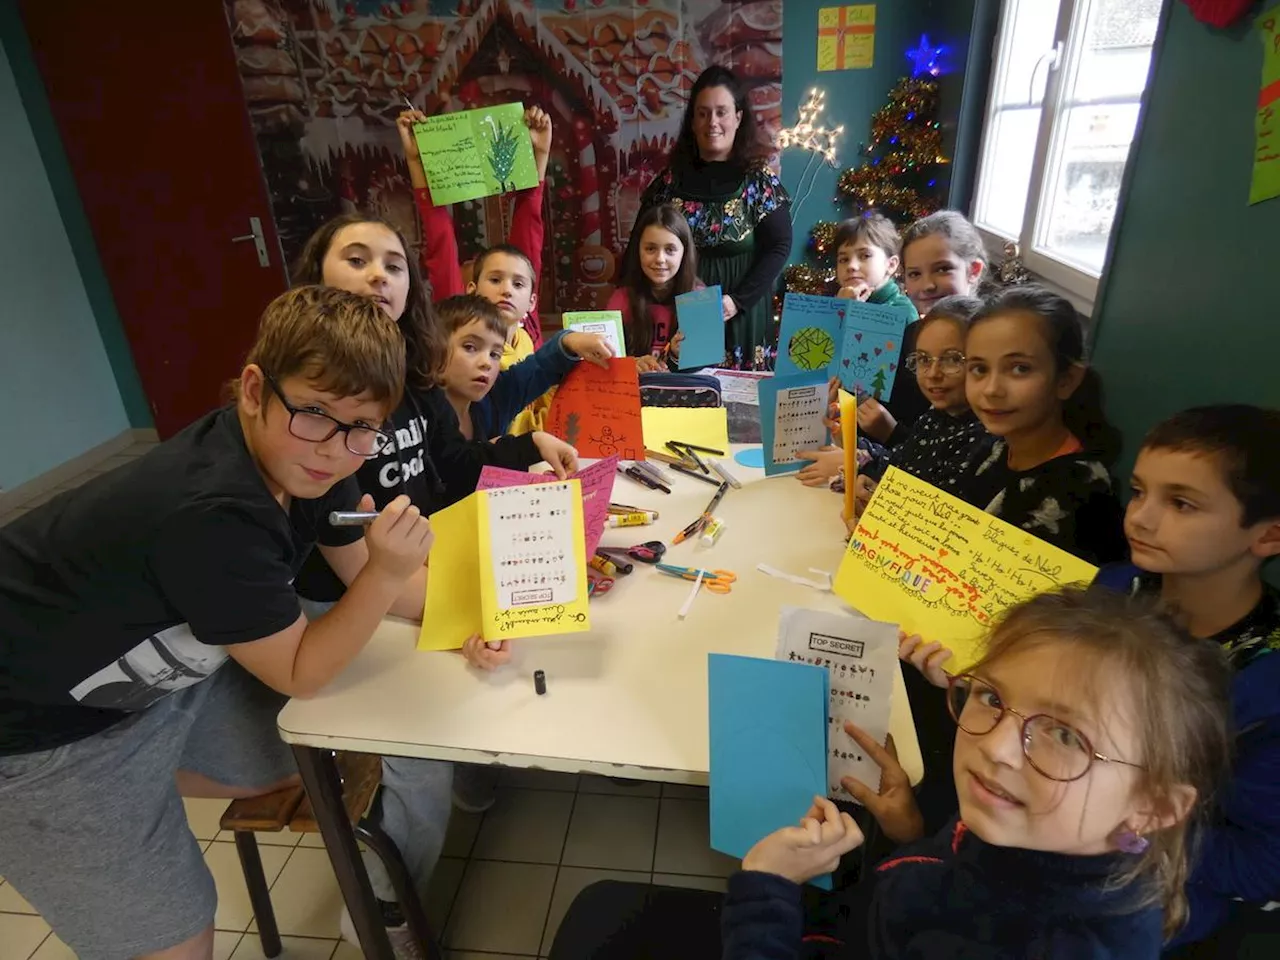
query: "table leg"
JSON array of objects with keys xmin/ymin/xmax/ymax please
[{"xmin": 291, "ymin": 745, "xmax": 394, "ymax": 960}]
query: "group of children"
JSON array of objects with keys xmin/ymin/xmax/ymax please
[{"xmin": 0, "ymin": 107, "xmax": 1276, "ymax": 960}]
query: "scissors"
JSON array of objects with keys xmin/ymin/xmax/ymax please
[
  {"xmin": 627, "ymin": 540, "xmax": 667, "ymax": 564},
  {"xmin": 655, "ymin": 563, "xmax": 737, "ymax": 594},
  {"xmin": 588, "ymin": 574, "xmax": 616, "ymax": 597}
]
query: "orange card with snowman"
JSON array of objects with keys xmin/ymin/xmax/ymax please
[{"xmin": 546, "ymin": 358, "xmax": 645, "ymax": 460}]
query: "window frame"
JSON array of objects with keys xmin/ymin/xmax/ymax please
[{"xmin": 970, "ymin": 0, "xmax": 1162, "ymax": 315}]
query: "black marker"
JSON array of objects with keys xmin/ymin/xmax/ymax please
[{"xmin": 534, "ymin": 670, "xmax": 547, "ymax": 695}]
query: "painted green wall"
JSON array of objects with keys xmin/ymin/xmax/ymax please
[
  {"xmin": 0, "ymin": 4, "xmax": 153, "ymax": 429},
  {"xmin": 1092, "ymin": 4, "xmax": 1280, "ymax": 471},
  {"xmin": 781, "ymin": 1, "xmax": 977, "ymax": 263}
]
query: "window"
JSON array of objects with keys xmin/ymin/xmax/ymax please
[{"xmin": 972, "ymin": 0, "xmax": 1163, "ymax": 310}]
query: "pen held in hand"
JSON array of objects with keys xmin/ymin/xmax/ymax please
[{"xmin": 329, "ymin": 511, "xmax": 381, "ymax": 527}]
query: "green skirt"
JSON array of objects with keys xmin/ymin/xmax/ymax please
[{"xmin": 698, "ymin": 238, "xmax": 772, "ymax": 365}]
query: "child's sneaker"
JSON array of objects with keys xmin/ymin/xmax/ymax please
[
  {"xmin": 451, "ymin": 764, "xmax": 499, "ymax": 813},
  {"xmin": 339, "ymin": 903, "xmax": 424, "ymax": 960}
]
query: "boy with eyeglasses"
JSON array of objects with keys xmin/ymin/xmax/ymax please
[{"xmin": 0, "ymin": 287, "xmax": 433, "ymax": 960}]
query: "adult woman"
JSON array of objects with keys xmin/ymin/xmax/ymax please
[{"xmin": 639, "ymin": 66, "xmax": 792, "ymax": 362}]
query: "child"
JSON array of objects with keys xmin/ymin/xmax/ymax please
[
  {"xmin": 607, "ymin": 203, "xmax": 702, "ymax": 372},
  {"xmin": 433, "ymin": 293, "xmax": 609, "ymax": 451},
  {"xmin": 857, "ymin": 210, "xmax": 988, "ymax": 448},
  {"xmin": 551, "ymin": 588, "xmax": 1233, "ymax": 959},
  {"xmin": 831, "ymin": 211, "xmax": 914, "ymax": 313},
  {"xmin": 952, "ymin": 285, "xmax": 1126, "ymax": 565},
  {"xmin": 1096, "ymin": 405, "xmax": 1280, "ymax": 948},
  {"xmin": 397, "ymin": 107, "xmax": 550, "ymax": 355},
  {"xmin": 847, "ymin": 295, "xmax": 986, "ymax": 512},
  {"xmin": 0, "ymin": 287, "xmax": 434, "ymax": 960}
]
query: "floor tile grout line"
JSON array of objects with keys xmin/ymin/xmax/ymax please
[
  {"xmin": 23, "ymin": 929, "xmax": 52, "ymax": 960},
  {"xmin": 535, "ymin": 782, "xmax": 582, "ymax": 955}
]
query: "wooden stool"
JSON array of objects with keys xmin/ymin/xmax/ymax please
[{"xmin": 220, "ymin": 752, "xmax": 439, "ymax": 958}]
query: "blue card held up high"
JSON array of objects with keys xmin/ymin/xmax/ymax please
[
  {"xmin": 675, "ymin": 285, "xmax": 725, "ymax": 370},
  {"xmin": 708, "ymin": 653, "xmax": 832, "ymax": 888},
  {"xmin": 758, "ymin": 371, "xmax": 831, "ymax": 477},
  {"xmin": 837, "ymin": 300, "xmax": 911, "ymax": 400},
  {"xmin": 775, "ymin": 293, "xmax": 847, "ymax": 379}
]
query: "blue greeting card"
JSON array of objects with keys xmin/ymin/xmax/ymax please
[
  {"xmin": 837, "ymin": 301, "xmax": 911, "ymax": 400},
  {"xmin": 775, "ymin": 293, "xmax": 847, "ymax": 378},
  {"xmin": 759, "ymin": 371, "xmax": 831, "ymax": 477},
  {"xmin": 709, "ymin": 653, "xmax": 832, "ymax": 889},
  {"xmin": 675, "ymin": 285, "xmax": 725, "ymax": 370}
]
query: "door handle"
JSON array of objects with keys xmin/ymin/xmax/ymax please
[{"xmin": 231, "ymin": 216, "xmax": 270, "ymax": 268}]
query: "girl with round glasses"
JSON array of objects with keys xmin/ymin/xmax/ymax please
[
  {"xmin": 848, "ymin": 295, "xmax": 988, "ymax": 521},
  {"xmin": 548, "ymin": 589, "xmax": 1232, "ymax": 959}
]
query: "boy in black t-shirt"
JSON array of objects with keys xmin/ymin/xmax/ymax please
[{"xmin": 0, "ymin": 286, "xmax": 433, "ymax": 960}]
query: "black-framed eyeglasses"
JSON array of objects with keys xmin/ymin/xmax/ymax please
[
  {"xmin": 904, "ymin": 350, "xmax": 966, "ymax": 375},
  {"xmin": 263, "ymin": 373, "xmax": 392, "ymax": 458},
  {"xmin": 946, "ymin": 674, "xmax": 1144, "ymax": 783}
]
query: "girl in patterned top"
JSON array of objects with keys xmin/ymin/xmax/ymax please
[
  {"xmin": 952, "ymin": 286, "xmax": 1126, "ymax": 564},
  {"xmin": 851, "ymin": 295, "xmax": 987, "ymax": 516},
  {"xmin": 639, "ymin": 66, "xmax": 792, "ymax": 362}
]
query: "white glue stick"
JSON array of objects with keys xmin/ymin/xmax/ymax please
[{"xmin": 699, "ymin": 516, "xmax": 727, "ymax": 547}]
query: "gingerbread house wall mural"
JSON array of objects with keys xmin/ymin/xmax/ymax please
[{"xmin": 224, "ymin": 0, "xmax": 782, "ymax": 316}]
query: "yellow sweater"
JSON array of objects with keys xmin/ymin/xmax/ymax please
[{"xmin": 503, "ymin": 326, "xmax": 553, "ymax": 435}]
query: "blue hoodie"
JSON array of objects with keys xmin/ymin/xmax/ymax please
[
  {"xmin": 721, "ymin": 819, "xmax": 1163, "ymax": 959},
  {"xmin": 1095, "ymin": 564, "xmax": 1280, "ymax": 947}
]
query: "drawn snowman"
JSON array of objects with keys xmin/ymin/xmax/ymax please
[{"xmin": 590, "ymin": 425, "xmax": 625, "ymax": 457}]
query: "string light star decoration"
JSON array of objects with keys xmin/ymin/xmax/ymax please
[
  {"xmin": 778, "ymin": 88, "xmax": 844, "ymax": 165},
  {"xmin": 778, "ymin": 88, "xmax": 844, "ymax": 224}
]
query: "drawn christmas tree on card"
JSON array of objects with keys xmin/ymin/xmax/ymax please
[
  {"xmin": 563, "ymin": 411, "xmax": 582, "ymax": 448},
  {"xmin": 870, "ymin": 367, "xmax": 888, "ymax": 399},
  {"xmin": 482, "ymin": 114, "xmax": 520, "ymax": 193}
]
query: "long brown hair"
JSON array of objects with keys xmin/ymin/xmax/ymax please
[
  {"xmin": 619, "ymin": 205, "xmax": 699, "ymax": 356},
  {"xmin": 970, "ymin": 588, "xmax": 1233, "ymax": 940},
  {"xmin": 291, "ymin": 214, "xmax": 442, "ymax": 394},
  {"xmin": 671, "ymin": 65, "xmax": 768, "ymax": 169}
]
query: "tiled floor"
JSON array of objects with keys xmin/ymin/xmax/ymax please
[
  {"xmin": 0, "ymin": 439, "xmax": 157, "ymax": 529},
  {"xmin": 0, "ymin": 770, "xmax": 732, "ymax": 959},
  {"xmin": 1, "ymin": 439, "xmax": 735, "ymax": 958}
]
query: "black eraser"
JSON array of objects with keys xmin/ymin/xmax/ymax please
[{"xmin": 534, "ymin": 669, "xmax": 547, "ymax": 695}]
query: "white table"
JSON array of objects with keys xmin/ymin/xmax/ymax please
[{"xmin": 278, "ymin": 447, "xmax": 921, "ymax": 958}]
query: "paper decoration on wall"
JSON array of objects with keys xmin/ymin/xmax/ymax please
[
  {"xmin": 837, "ymin": 300, "xmax": 910, "ymax": 400},
  {"xmin": 1251, "ymin": 8, "xmax": 1280, "ymax": 205},
  {"xmin": 674, "ymin": 285, "xmax": 726, "ymax": 370},
  {"xmin": 818, "ymin": 5, "xmax": 876, "ymax": 72},
  {"xmin": 709, "ymin": 653, "xmax": 832, "ymax": 889},
  {"xmin": 776, "ymin": 293, "xmax": 848, "ymax": 378},
  {"xmin": 834, "ymin": 467, "xmax": 1099, "ymax": 671},
  {"xmin": 563, "ymin": 311, "xmax": 627, "ymax": 359},
  {"xmin": 414, "ymin": 102, "xmax": 537, "ymax": 205},
  {"xmin": 758, "ymin": 372, "xmax": 831, "ymax": 476},
  {"xmin": 546, "ymin": 359, "xmax": 644, "ymax": 460},
  {"xmin": 476, "ymin": 456, "xmax": 619, "ymax": 569},
  {"xmin": 775, "ymin": 607, "xmax": 897, "ymax": 800},
  {"xmin": 420, "ymin": 482, "xmax": 590, "ymax": 650}
]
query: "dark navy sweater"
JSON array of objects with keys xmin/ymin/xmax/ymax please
[{"xmin": 721, "ymin": 820, "xmax": 1163, "ymax": 959}]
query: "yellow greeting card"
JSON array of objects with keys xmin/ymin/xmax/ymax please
[
  {"xmin": 834, "ymin": 467, "xmax": 1098, "ymax": 671},
  {"xmin": 838, "ymin": 388, "xmax": 858, "ymax": 523},
  {"xmin": 420, "ymin": 481, "xmax": 590, "ymax": 650}
]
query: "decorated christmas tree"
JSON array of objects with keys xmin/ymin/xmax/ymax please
[{"xmin": 782, "ymin": 74, "xmax": 946, "ymax": 298}]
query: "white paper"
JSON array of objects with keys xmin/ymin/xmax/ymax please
[
  {"xmin": 775, "ymin": 607, "xmax": 897, "ymax": 801},
  {"xmin": 711, "ymin": 369, "xmax": 769, "ymax": 406},
  {"xmin": 771, "ymin": 382, "xmax": 828, "ymax": 467},
  {"xmin": 486, "ymin": 483, "xmax": 580, "ymax": 609},
  {"xmin": 570, "ymin": 321, "xmax": 622, "ymax": 358}
]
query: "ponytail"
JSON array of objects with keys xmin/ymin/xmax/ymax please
[{"xmin": 971, "ymin": 286, "xmax": 1120, "ymax": 465}]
